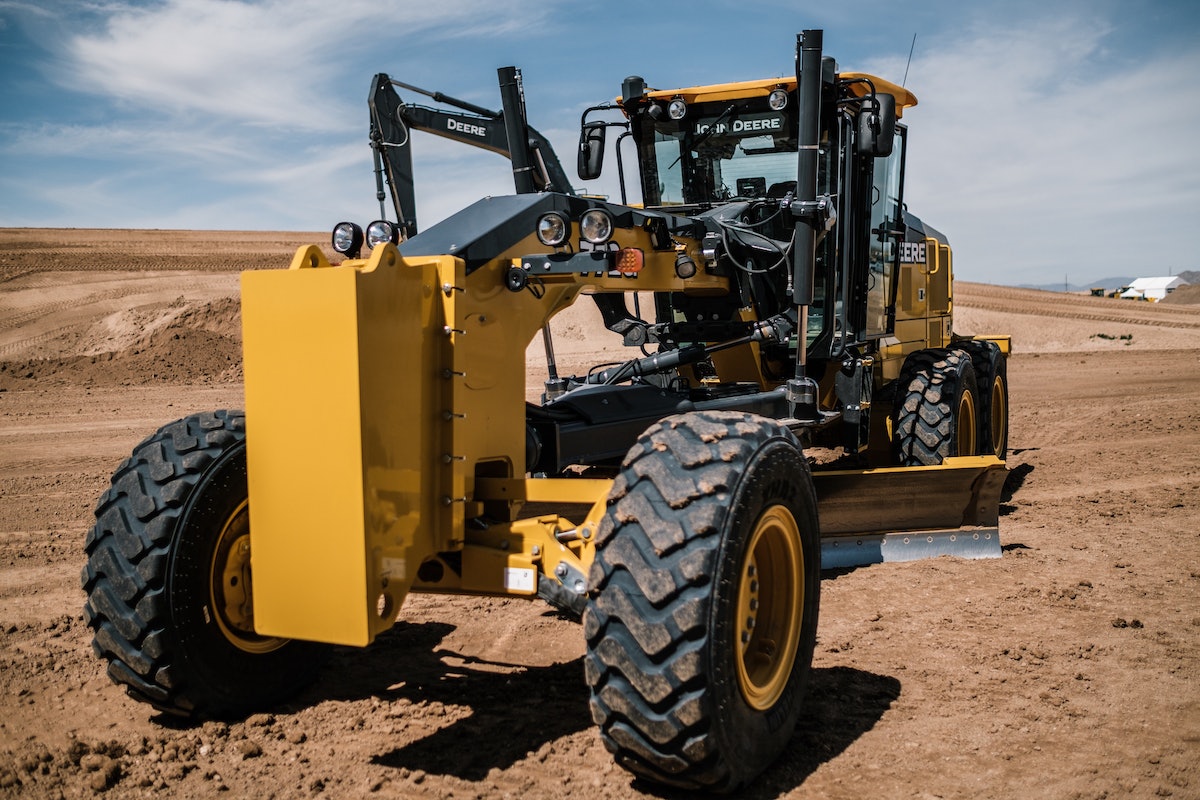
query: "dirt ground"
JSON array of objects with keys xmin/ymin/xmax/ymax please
[{"xmin": 0, "ymin": 228, "xmax": 1197, "ymax": 799}]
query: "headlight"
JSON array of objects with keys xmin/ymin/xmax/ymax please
[
  {"xmin": 667, "ymin": 97, "xmax": 687, "ymax": 120},
  {"xmin": 580, "ymin": 209, "xmax": 614, "ymax": 245},
  {"xmin": 332, "ymin": 222, "xmax": 363, "ymax": 257},
  {"xmin": 366, "ymin": 219, "xmax": 400, "ymax": 249},
  {"xmin": 536, "ymin": 212, "xmax": 569, "ymax": 246},
  {"xmin": 768, "ymin": 88, "xmax": 789, "ymax": 111}
]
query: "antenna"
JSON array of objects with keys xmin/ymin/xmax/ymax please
[{"xmin": 902, "ymin": 34, "xmax": 917, "ymax": 87}]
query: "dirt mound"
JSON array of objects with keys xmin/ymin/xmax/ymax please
[
  {"xmin": 76, "ymin": 296, "xmax": 242, "ymax": 357},
  {"xmin": 1159, "ymin": 283, "xmax": 1200, "ymax": 305},
  {"xmin": 0, "ymin": 298, "xmax": 242, "ymax": 390},
  {"xmin": 952, "ymin": 281, "xmax": 1200, "ymax": 352}
]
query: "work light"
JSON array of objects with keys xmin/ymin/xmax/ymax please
[
  {"xmin": 366, "ymin": 220, "xmax": 400, "ymax": 249},
  {"xmin": 536, "ymin": 212, "xmax": 569, "ymax": 246},
  {"xmin": 331, "ymin": 222, "xmax": 363, "ymax": 257},
  {"xmin": 580, "ymin": 209, "xmax": 613, "ymax": 245}
]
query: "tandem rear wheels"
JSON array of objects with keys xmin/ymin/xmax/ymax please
[
  {"xmin": 892, "ymin": 343, "xmax": 1009, "ymax": 466},
  {"xmin": 82, "ymin": 410, "xmax": 326, "ymax": 718},
  {"xmin": 584, "ymin": 410, "xmax": 821, "ymax": 792}
]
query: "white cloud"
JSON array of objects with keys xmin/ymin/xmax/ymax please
[
  {"xmin": 2, "ymin": 119, "xmax": 254, "ymax": 163},
  {"xmin": 865, "ymin": 15, "xmax": 1200, "ymax": 282},
  {"xmin": 59, "ymin": 0, "xmax": 558, "ymax": 131}
]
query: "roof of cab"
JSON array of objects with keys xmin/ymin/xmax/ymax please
[{"xmin": 639, "ymin": 72, "xmax": 918, "ymax": 118}]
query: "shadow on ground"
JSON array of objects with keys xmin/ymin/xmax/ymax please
[
  {"xmin": 738, "ymin": 666, "xmax": 902, "ymax": 798},
  {"xmin": 245, "ymin": 620, "xmax": 901, "ymax": 793}
]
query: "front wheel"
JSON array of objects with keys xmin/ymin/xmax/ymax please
[
  {"xmin": 82, "ymin": 410, "xmax": 326, "ymax": 717},
  {"xmin": 583, "ymin": 411, "xmax": 821, "ymax": 792}
]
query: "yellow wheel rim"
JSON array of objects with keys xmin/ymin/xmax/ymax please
[
  {"xmin": 990, "ymin": 375, "xmax": 1007, "ymax": 455},
  {"xmin": 210, "ymin": 500, "xmax": 288, "ymax": 654},
  {"xmin": 956, "ymin": 386, "xmax": 978, "ymax": 456},
  {"xmin": 735, "ymin": 505, "xmax": 804, "ymax": 711}
]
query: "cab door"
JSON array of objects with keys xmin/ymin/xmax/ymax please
[{"xmin": 865, "ymin": 126, "xmax": 905, "ymax": 338}]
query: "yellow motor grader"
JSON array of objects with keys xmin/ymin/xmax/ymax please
[{"xmin": 82, "ymin": 30, "xmax": 1008, "ymax": 792}]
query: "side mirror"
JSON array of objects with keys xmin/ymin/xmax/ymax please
[
  {"xmin": 578, "ymin": 121, "xmax": 607, "ymax": 181},
  {"xmin": 857, "ymin": 92, "xmax": 896, "ymax": 157}
]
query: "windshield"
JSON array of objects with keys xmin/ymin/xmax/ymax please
[{"xmin": 637, "ymin": 97, "xmax": 798, "ymax": 207}]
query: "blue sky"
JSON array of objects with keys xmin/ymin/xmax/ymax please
[{"xmin": 1, "ymin": 0, "xmax": 1198, "ymax": 285}]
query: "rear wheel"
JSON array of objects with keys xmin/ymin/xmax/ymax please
[
  {"xmin": 893, "ymin": 349, "xmax": 980, "ymax": 466},
  {"xmin": 584, "ymin": 411, "xmax": 820, "ymax": 792},
  {"xmin": 82, "ymin": 410, "xmax": 325, "ymax": 717},
  {"xmin": 955, "ymin": 340, "xmax": 1009, "ymax": 458}
]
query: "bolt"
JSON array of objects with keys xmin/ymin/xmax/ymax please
[
  {"xmin": 747, "ymin": 617, "xmax": 756, "ymax": 630},
  {"xmin": 238, "ymin": 540, "xmax": 250, "ymax": 556},
  {"xmin": 531, "ymin": 545, "xmax": 541, "ymax": 557},
  {"xmin": 741, "ymin": 631, "xmax": 750, "ymax": 644},
  {"xmin": 555, "ymin": 563, "xmax": 568, "ymax": 578}
]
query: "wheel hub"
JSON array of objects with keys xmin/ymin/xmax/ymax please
[
  {"xmin": 735, "ymin": 505, "xmax": 804, "ymax": 711},
  {"xmin": 990, "ymin": 376, "xmax": 1007, "ymax": 455},
  {"xmin": 956, "ymin": 388, "xmax": 978, "ymax": 456},
  {"xmin": 210, "ymin": 500, "xmax": 287, "ymax": 654}
]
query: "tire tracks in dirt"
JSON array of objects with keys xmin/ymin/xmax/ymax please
[{"xmin": 956, "ymin": 283, "xmax": 1200, "ymax": 330}]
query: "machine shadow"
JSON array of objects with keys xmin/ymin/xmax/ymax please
[
  {"xmin": 627, "ymin": 665, "xmax": 900, "ymax": 799},
  {"xmin": 736, "ymin": 666, "xmax": 901, "ymax": 797},
  {"xmin": 290, "ymin": 619, "xmax": 899, "ymax": 791},
  {"xmin": 281, "ymin": 622, "xmax": 898, "ymax": 791},
  {"xmin": 291, "ymin": 620, "xmax": 593, "ymax": 781},
  {"xmin": 999, "ymin": 462, "xmax": 1035, "ymax": 517}
]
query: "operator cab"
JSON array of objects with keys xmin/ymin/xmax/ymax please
[{"xmin": 582, "ymin": 69, "xmax": 914, "ymax": 366}]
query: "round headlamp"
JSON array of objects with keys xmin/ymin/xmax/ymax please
[
  {"xmin": 536, "ymin": 212, "xmax": 569, "ymax": 247},
  {"xmin": 768, "ymin": 88, "xmax": 789, "ymax": 111},
  {"xmin": 580, "ymin": 209, "xmax": 614, "ymax": 245},
  {"xmin": 366, "ymin": 219, "xmax": 400, "ymax": 249},
  {"xmin": 332, "ymin": 222, "xmax": 364, "ymax": 257},
  {"xmin": 667, "ymin": 97, "xmax": 688, "ymax": 120}
]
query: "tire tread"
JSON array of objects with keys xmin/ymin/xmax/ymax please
[
  {"xmin": 81, "ymin": 410, "xmax": 245, "ymax": 715},
  {"xmin": 584, "ymin": 410, "xmax": 813, "ymax": 791}
]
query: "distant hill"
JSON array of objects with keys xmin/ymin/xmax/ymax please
[{"xmin": 1019, "ymin": 273, "xmax": 1195, "ymax": 293}]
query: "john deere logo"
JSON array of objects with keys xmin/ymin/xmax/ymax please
[{"xmin": 695, "ymin": 113, "xmax": 786, "ymax": 136}]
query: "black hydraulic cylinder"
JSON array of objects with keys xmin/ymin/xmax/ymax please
[
  {"xmin": 498, "ymin": 66, "xmax": 538, "ymax": 194},
  {"xmin": 586, "ymin": 345, "xmax": 709, "ymax": 385},
  {"xmin": 791, "ymin": 29, "xmax": 823, "ymax": 308},
  {"xmin": 389, "ymin": 78, "xmax": 499, "ymax": 118},
  {"xmin": 787, "ymin": 29, "xmax": 825, "ymax": 419}
]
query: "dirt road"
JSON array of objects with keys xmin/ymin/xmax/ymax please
[{"xmin": 1, "ymin": 229, "xmax": 1197, "ymax": 798}]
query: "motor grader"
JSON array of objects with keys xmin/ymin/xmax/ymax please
[{"xmin": 82, "ymin": 30, "xmax": 1009, "ymax": 792}]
